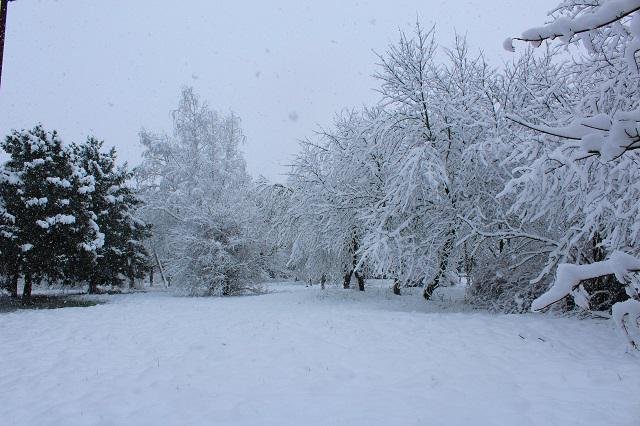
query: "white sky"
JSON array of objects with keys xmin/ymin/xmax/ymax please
[{"xmin": 0, "ymin": 0, "xmax": 556, "ymax": 182}]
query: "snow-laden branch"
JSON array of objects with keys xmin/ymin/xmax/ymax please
[
  {"xmin": 504, "ymin": 1, "xmax": 640, "ymax": 160},
  {"xmin": 532, "ymin": 251, "xmax": 640, "ymax": 348},
  {"xmin": 612, "ymin": 299, "xmax": 640, "ymax": 349},
  {"xmin": 507, "ymin": 111, "xmax": 640, "ymax": 160},
  {"xmin": 504, "ymin": 0, "xmax": 640, "ymax": 50}
]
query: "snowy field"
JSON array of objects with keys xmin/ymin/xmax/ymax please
[{"xmin": 1, "ymin": 282, "xmax": 639, "ymax": 426}]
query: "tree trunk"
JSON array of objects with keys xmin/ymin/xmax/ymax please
[
  {"xmin": 343, "ymin": 270, "xmax": 353, "ymax": 289},
  {"xmin": 423, "ymin": 281, "xmax": 439, "ymax": 300},
  {"xmin": 463, "ymin": 241, "xmax": 473, "ymax": 278},
  {"xmin": 8, "ymin": 273, "xmax": 18, "ymax": 298},
  {"xmin": 149, "ymin": 267, "xmax": 154, "ymax": 287},
  {"xmin": 424, "ymin": 230, "xmax": 455, "ymax": 300},
  {"xmin": 88, "ymin": 280, "xmax": 98, "ymax": 294},
  {"xmin": 343, "ymin": 232, "xmax": 363, "ymax": 290},
  {"xmin": 582, "ymin": 231, "xmax": 623, "ymax": 311},
  {"xmin": 0, "ymin": 0, "xmax": 10, "ymax": 91},
  {"xmin": 392, "ymin": 279, "xmax": 401, "ymax": 296},
  {"xmin": 154, "ymin": 249, "xmax": 168, "ymax": 287},
  {"xmin": 22, "ymin": 272, "xmax": 32, "ymax": 302},
  {"xmin": 355, "ymin": 271, "xmax": 365, "ymax": 291}
]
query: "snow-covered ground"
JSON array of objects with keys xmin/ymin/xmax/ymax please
[{"xmin": 1, "ymin": 282, "xmax": 638, "ymax": 425}]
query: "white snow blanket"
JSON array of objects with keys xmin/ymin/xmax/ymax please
[{"xmin": 1, "ymin": 283, "xmax": 638, "ymax": 425}]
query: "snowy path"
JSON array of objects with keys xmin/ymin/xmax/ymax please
[{"xmin": 1, "ymin": 283, "xmax": 638, "ymax": 425}]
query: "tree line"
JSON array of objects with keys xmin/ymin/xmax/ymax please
[
  {"xmin": 124, "ymin": 1, "xmax": 640, "ymax": 350},
  {"xmin": 257, "ymin": 2, "xmax": 640, "ymax": 346},
  {"xmin": 1, "ymin": 1, "xmax": 638, "ymax": 347}
]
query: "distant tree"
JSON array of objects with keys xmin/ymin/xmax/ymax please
[
  {"xmin": 284, "ymin": 109, "xmax": 378, "ymax": 291},
  {"xmin": 137, "ymin": 88, "xmax": 264, "ymax": 295}
]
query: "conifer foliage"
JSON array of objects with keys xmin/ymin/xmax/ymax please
[
  {"xmin": 0, "ymin": 126, "xmax": 150, "ymax": 299},
  {"xmin": 70, "ymin": 137, "xmax": 151, "ymax": 293}
]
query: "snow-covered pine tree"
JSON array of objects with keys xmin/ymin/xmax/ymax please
[
  {"xmin": 0, "ymin": 126, "xmax": 103, "ymax": 300},
  {"xmin": 114, "ymin": 167, "xmax": 152, "ymax": 290},
  {"xmin": 0, "ymin": 174, "xmax": 20, "ymax": 297},
  {"xmin": 70, "ymin": 137, "xmax": 150, "ymax": 293}
]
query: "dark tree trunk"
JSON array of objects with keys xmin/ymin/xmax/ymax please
[
  {"xmin": 343, "ymin": 270, "xmax": 353, "ymax": 289},
  {"xmin": 149, "ymin": 267, "xmax": 154, "ymax": 287},
  {"xmin": 463, "ymin": 241, "xmax": 473, "ymax": 278},
  {"xmin": 345, "ymin": 231, "xmax": 363, "ymax": 290},
  {"xmin": 88, "ymin": 280, "xmax": 98, "ymax": 294},
  {"xmin": 154, "ymin": 248, "xmax": 168, "ymax": 287},
  {"xmin": 424, "ymin": 230, "xmax": 455, "ymax": 300},
  {"xmin": 22, "ymin": 272, "xmax": 32, "ymax": 302},
  {"xmin": 355, "ymin": 271, "xmax": 365, "ymax": 291},
  {"xmin": 0, "ymin": 0, "xmax": 10, "ymax": 90},
  {"xmin": 581, "ymin": 232, "xmax": 625, "ymax": 311},
  {"xmin": 128, "ymin": 261, "xmax": 135, "ymax": 290},
  {"xmin": 9, "ymin": 273, "xmax": 18, "ymax": 298},
  {"xmin": 392, "ymin": 279, "xmax": 401, "ymax": 296},
  {"xmin": 423, "ymin": 281, "xmax": 439, "ymax": 300}
]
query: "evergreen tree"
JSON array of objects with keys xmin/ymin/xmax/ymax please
[
  {"xmin": 0, "ymin": 126, "xmax": 102, "ymax": 300},
  {"xmin": 70, "ymin": 137, "xmax": 151, "ymax": 292},
  {"xmin": 0, "ymin": 182, "xmax": 19, "ymax": 297}
]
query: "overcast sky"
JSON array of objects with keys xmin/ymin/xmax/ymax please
[{"xmin": 0, "ymin": 0, "xmax": 556, "ymax": 182}]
